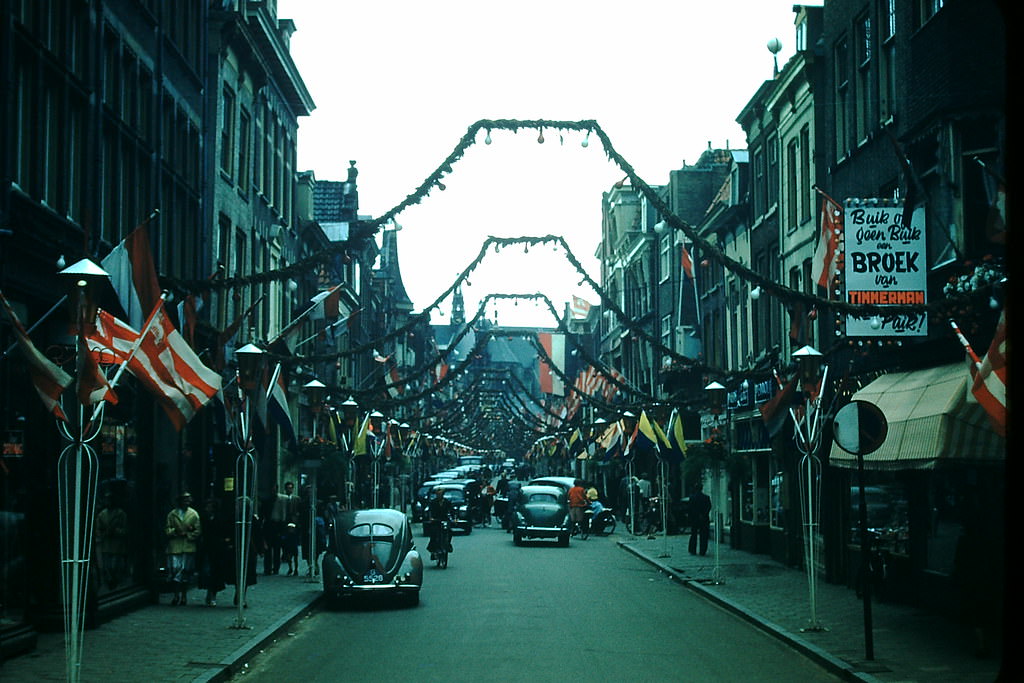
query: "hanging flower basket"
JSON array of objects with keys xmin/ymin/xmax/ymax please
[{"xmin": 683, "ymin": 433, "xmax": 745, "ymax": 481}]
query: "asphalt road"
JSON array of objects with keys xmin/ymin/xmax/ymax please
[{"xmin": 231, "ymin": 524, "xmax": 842, "ymax": 682}]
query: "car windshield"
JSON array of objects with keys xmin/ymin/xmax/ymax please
[
  {"xmin": 528, "ymin": 493, "xmax": 559, "ymax": 504},
  {"xmin": 443, "ymin": 490, "xmax": 466, "ymax": 503},
  {"xmin": 348, "ymin": 522, "xmax": 396, "ymax": 539}
]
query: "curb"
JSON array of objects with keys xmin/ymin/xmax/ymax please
[
  {"xmin": 618, "ymin": 542, "xmax": 883, "ymax": 683},
  {"xmin": 192, "ymin": 594, "xmax": 325, "ymax": 683}
]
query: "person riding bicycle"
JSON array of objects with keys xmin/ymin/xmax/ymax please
[
  {"xmin": 568, "ymin": 479, "xmax": 589, "ymax": 536},
  {"xmin": 426, "ymin": 488, "xmax": 454, "ymax": 558}
]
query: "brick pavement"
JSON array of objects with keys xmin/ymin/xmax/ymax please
[
  {"xmin": 0, "ymin": 573, "xmax": 322, "ymax": 683},
  {"xmin": 0, "ymin": 534, "xmax": 1006, "ymax": 682},
  {"xmin": 620, "ymin": 534, "xmax": 1005, "ymax": 683}
]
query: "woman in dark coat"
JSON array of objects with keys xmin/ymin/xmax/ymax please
[{"xmin": 197, "ymin": 498, "xmax": 231, "ymax": 606}]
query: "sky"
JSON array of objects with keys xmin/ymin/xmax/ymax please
[{"xmin": 278, "ymin": 0, "xmax": 818, "ymax": 327}]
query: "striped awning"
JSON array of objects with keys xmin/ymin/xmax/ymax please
[{"xmin": 829, "ymin": 363, "xmax": 1005, "ymax": 471}]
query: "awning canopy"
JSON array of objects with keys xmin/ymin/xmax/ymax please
[{"xmin": 829, "ymin": 363, "xmax": 1005, "ymax": 471}]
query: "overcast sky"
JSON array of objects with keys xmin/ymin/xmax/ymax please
[{"xmin": 277, "ymin": 0, "xmax": 819, "ymax": 326}]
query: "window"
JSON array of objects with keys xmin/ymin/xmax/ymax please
[
  {"xmin": 880, "ymin": 0, "xmax": 896, "ymax": 122},
  {"xmin": 766, "ymin": 135, "xmax": 779, "ymax": 209},
  {"xmin": 658, "ymin": 233, "xmax": 671, "ymax": 282},
  {"xmin": 799, "ymin": 125, "xmax": 811, "ymax": 222},
  {"xmin": 220, "ymin": 87, "xmax": 235, "ymax": 177},
  {"xmin": 786, "ymin": 138, "xmax": 798, "ymax": 231},
  {"xmin": 660, "ymin": 314, "xmax": 672, "ymax": 350},
  {"xmin": 834, "ymin": 35, "xmax": 850, "ymax": 159},
  {"xmin": 919, "ymin": 0, "xmax": 944, "ymax": 25},
  {"xmin": 855, "ymin": 14, "xmax": 873, "ymax": 143},
  {"xmin": 238, "ymin": 110, "xmax": 250, "ymax": 193}
]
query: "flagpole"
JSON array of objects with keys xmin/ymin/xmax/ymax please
[{"xmin": 1, "ymin": 294, "xmax": 68, "ymax": 361}]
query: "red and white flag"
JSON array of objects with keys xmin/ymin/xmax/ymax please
[
  {"xmin": 101, "ymin": 223, "xmax": 163, "ymax": 330},
  {"xmin": 812, "ymin": 191, "xmax": 844, "ymax": 297},
  {"xmin": 970, "ymin": 311, "xmax": 1007, "ymax": 436},
  {"xmin": 570, "ymin": 296, "xmax": 592, "ymax": 319},
  {"xmin": 87, "ymin": 305, "xmax": 221, "ymax": 431},
  {"xmin": 0, "ymin": 291, "xmax": 72, "ymax": 421},
  {"xmin": 537, "ymin": 332, "xmax": 565, "ymax": 396}
]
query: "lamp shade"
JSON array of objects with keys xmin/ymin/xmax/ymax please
[
  {"xmin": 235, "ymin": 344, "xmax": 265, "ymax": 390},
  {"xmin": 303, "ymin": 379, "xmax": 326, "ymax": 411},
  {"xmin": 705, "ymin": 381, "xmax": 726, "ymax": 412},
  {"xmin": 792, "ymin": 345, "xmax": 824, "ymax": 385}
]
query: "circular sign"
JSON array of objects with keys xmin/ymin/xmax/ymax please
[{"xmin": 832, "ymin": 400, "xmax": 888, "ymax": 456}]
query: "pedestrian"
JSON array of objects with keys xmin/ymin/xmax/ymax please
[
  {"xmin": 262, "ymin": 482, "xmax": 298, "ymax": 575},
  {"xmin": 197, "ymin": 498, "xmax": 230, "ymax": 606},
  {"xmin": 164, "ymin": 492, "xmax": 201, "ymax": 606},
  {"xmin": 281, "ymin": 517, "xmax": 300, "ymax": 576},
  {"xmin": 688, "ymin": 486, "xmax": 712, "ymax": 556},
  {"xmin": 95, "ymin": 490, "xmax": 129, "ymax": 590},
  {"xmin": 568, "ymin": 479, "xmax": 589, "ymax": 536}
]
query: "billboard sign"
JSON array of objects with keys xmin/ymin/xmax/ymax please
[{"xmin": 844, "ymin": 199, "xmax": 928, "ymax": 336}]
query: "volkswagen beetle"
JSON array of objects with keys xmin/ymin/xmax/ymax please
[
  {"xmin": 321, "ymin": 508, "xmax": 422, "ymax": 607},
  {"xmin": 512, "ymin": 484, "xmax": 570, "ymax": 547}
]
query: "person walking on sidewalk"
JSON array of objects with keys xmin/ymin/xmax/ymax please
[
  {"xmin": 688, "ymin": 486, "xmax": 712, "ymax": 556},
  {"xmin": 165, "ymin": 492, "xmax": 201, "ymax": 605},
  {"xmin": 263, "ymin": 482, "xmax": 298, "ymax": 575},
  {"xmin": 197, "ymin": 497, "xmax": 231, "ymax": 606}
]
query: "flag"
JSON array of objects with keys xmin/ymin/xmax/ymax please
[
  {"xmin": 570, "ymin": 296, "xmax": 592, "ymax": 319},
  {"xmin": 77, "ymin": 310, "xmax": 117, "ymax": 407},
  {"xmin": 787, "ymin": 302, "xmax": 806, "ymax": 346},
  {"xmin": 217, "ymin": 295, "xmax": 263, "ymax": 369},
  {"xmin": 353, "ymin": 413, "xmax": 372, "ymax": 456},
  {"xmin": 0, "ymin": 291, "xmax": 73, "ymax": 421},
  {"xmin": 537, "ymin": 332, "xmax": 565, "ymax": 396},
  {"xmin": 626, "ymin": 410, "xmax": 660, "ymax": 460},
  {"xmin": 568, "ymin": 428, "xmax": 586, "ymax": 460},
  {"xmin": 681, "ymin": 243, "xmax": 694, "ymax": 280},
  {"xmin": 759, "ymin": 374, "xmax": 796, "ymax": 438},
  {"xmin": 969, "ymin": 311, "xmax": 1007, "ymax": 436},
  {"xmin": 101, "ymin": 223, "xmax": 163, "ymax": 330},
  {"xmin": 665, "ymin": 409, "xmax": 687, "ymax": 464},
  {"xmin": 87, "ymin": 305, "xmax": 221, "ymax": 431},
  {"xmin": 812, "ymin": 191, "xmax": 843, "ymax": 297},
  {"xmin": 650, "ymin": 415, "xmax": 672, "ymax": 461},
  {"xmin": 308, "ymin": 284, "xmax": 342, "ymax": 322},
  {"xmin": 387, "ymin": 363, "xmax": 405, "ymax": 398},
  {"xmin": 260, "ymin": 364, "xmax": 296, "ymax": 446},
  {"xmin": 597, "ymin": 421, "xmax": 623, "ymax": 461},
  {"xmin": 176, "ymin": 294, "xmax": 201, "ymax": 348}
]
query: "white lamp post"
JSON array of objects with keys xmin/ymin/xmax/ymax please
[
  {"xmin": 791, "ymin": 345, "xmax": 828, "ymax": 632},
  {"xmin": 232, "ymin": 343, "xmax": 264, "ymax": 629},
  {"xmin": 302, "ymin": 379, "xmax": 326, "ymax": 581},
  {"xmin": 704, "ymin": 381, "xmax": 727, "ymax": 585}
]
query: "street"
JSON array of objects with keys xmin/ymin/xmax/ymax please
[{"xmin": 232, "ymin": 524, "xmax": 841, "ymax": 682}]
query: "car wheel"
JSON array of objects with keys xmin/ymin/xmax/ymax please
[
  {"xmin": 407, "ymin": 591, "xmax": 421, "ymax": 607},
  {"xmin": 513, "ymin": 530, "xmax": 523, "ymax": 546},
  {"xmin": 558, "ymin": 533, "xmax": 570, "ymax": 547}
]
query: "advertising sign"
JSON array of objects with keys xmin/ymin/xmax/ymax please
[{"xmin": 844, "ymin": 199, "xmax": 928, "ymax": 336}]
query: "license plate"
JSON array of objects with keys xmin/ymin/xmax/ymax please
[{"xmin": 363, "ymin": 569, "xmax": 384, "ymax": 584}]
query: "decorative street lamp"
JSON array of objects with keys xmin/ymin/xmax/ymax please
[
  {"xmin": 55, "ymin": 258, "xmax": 109, "ymax": 683},
  {"xmin": 621, "ymin": 410, "xmax": 638, "ymax": 534},
  {"xmin": 704, "ymin": 381, "xmax": 727, "ymax": 585},
  {"xmin": 340, "ymin": 396, "xmax": 359, "ymax": 509},
  {"xmin": 369, "ymin": 410, "xmax": 385, "ymax": 508},
  {"xmin": 302, "ymin": 378, "xmax": 326, "ymax": 582},
  {"xmin": 790, "ymin": 344, "xmax": 829, "ymax": 632},
  {"xmin": 232, "ymin": 342, "xmax": 264, "ymax": 629}
]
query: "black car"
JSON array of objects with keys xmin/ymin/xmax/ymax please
[
  {"xmin": 512, "ymin": 484, "xmax": 571, "ymax": 546},
  {"xmin": 321, "ymin": 508, "xmax": 422, "ymax": 607}
]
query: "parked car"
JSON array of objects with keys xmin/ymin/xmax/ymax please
[
  {"xmin": 512, "ymin": 484, "xmax": 571, "ymax": 546},
  {"xmin": 321, "ymin": 508, "xmax": 422, "ymax": 607},
  {"xmin": 421, "ymin": 482, "xmax": 474, "ymax": 535}
]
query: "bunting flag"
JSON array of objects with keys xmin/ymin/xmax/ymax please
[
  {"xmin": 0, "ymin": 290, "xmax": 73, "ymax": 421},
  {"xmin": 759, "ymin": 373, "xmax": 797, "ymax": 438},
  {"xmin": 86, "ymin": 305, "xmax": 221, "ymax": 431},
  {"xmin": 537, "ymin": 332, "xmax": 565, "ymax": 396},
  {"xmin": 176, "ymin": 293, "xmax": 201, "ymax": 348},
  {"xmin": 812, "ymin": 190, "xmax": 844, "ymax": 298},
  {"xmin": 570, "ymin": 295, "xmax": 592, "ymax": 319},
  {"xmin": 101, "ymin": 222, "xmax": 163, "ymax": 330},
  {"xmin": 650, "ymin": 415, "xmax": 672, "ymax": 461},
  {"xmin": 665, "ymin": 408, "xmax": 687, "ymax": 464}
]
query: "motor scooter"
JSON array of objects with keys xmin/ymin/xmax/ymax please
[{"xmin": 584, "ymin": 506, "xmax": 617, "ymax": 536}]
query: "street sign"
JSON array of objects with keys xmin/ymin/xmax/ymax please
[{"xmin": 832, "ymin": 400, "xmax": 888, "ymax": 456}]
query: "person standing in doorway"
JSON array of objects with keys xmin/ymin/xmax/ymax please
[
  {"xmin": 688, "ymin": 486, "xmax": 712, "ymax": 556},
  {"xmin": 165, "ymin": 492, "xmax": 201, "ymax": 605}
]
